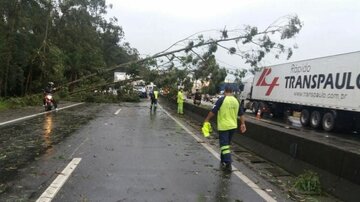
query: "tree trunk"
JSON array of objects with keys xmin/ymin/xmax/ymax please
[
  {"xmin": 25, "ymin": 67, "xmax": 33, "ymax": 95},
  {"xmin": 3, "ymin": 1, "xmax": 19, "ymax": 97},
  {"xmin": 0, "ymin": 79, "xmax": 2, "ymax": 96},
  {"xmin": 69, "ymin": 72, "xmax": 78, "ymax": 92}
]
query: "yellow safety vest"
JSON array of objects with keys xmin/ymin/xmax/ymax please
[
  {"xmin": 177, "ymin": 91, "xmax": 184, "ymax": 103},
  {"xmin": 217, "ymin": 96, "xmax": 239, "ymax": 131}
]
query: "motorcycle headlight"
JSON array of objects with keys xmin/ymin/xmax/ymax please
[{"xmin": 46, "ymin": 95, "xmax": 53, "ymax": 99}]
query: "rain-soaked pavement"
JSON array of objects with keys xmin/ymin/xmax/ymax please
[
  {"xmin": 0, "ymin": 102, "xmax": 102, "ymax": 199},
  {"xmin": 0, "ymin": 100, "xmax": 290, "ymax": 201}
]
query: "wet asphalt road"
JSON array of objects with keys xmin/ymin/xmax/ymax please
[{"xmin": 0, "ymin": 101, "xmax": 285, "ymax": 201}]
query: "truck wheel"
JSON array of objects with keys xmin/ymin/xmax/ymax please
[
  {"xmin": 322, "ymin": 112, "xmax": 336, "ymax": 132},
  {"xmin": 310, "ymin": 111, "xmax": 322, "ymax": 129},
  {"xmin": 259, "ymin": 102, "xmax": 267, "ymax": 111},
  {"xmin": 300, "ymin": 109, "xmax": 310, "ymax": 126}
]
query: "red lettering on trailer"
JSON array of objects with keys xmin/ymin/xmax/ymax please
[{"xmin": 256, "ymin": 68, "xmax": 280, "ymax": 96}]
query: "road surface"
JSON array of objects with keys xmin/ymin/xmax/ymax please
[{"xmin": 1, "ymin": 101, "xmax": 286, "ymax": 201}]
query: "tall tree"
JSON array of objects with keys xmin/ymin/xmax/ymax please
[
  {"xmin": 0, "ymin": 0, "xmax": 20, "ymax": 96},
  {"xmin": 0, "ymin": 0, "xmax": 138, "ymax": 96}
]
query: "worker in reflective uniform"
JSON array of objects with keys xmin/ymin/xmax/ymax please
[
  {"xmin": 204, "ymin": 85, "xmax": 246, "ymax": 171},
  {"xmin": 150, "ymin": 88, "xmax": 159, "ymax": 109},
  {"xmin": 177, "ymin": 88, "xmax": 184, "ymax": 114}
]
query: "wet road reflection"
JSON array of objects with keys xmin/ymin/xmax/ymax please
[
  {"xmin": 149, "ymin": 107, "xmax": 157, "ymax": 119},
  {"xmin": 0, "ymin": 103, "xmax": 102, "ymax": 191},
  {"xmin": 43, "ymin": 113, "xmax": 54, "ymax": 155},
  {"xmin": 215, "ymin": 170, "xmax": 231, "ymax": 202}
]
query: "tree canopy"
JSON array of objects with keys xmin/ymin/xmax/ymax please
[
  {"xmin": 141, "ymin": 15, "xmax": 302, "ymax": 94},
  {"xmin": 0, "ymin": 0, "xmax": 138, "ymax": 97}
]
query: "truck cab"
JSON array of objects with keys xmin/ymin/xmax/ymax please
[{"xmin": 238, "ymin": 76, "xmax": 254, "ymax": 111}]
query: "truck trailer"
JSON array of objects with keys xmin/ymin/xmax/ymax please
[{"xmin": 239, "ymin": 51, "xmax": 360, "ymax": 132}]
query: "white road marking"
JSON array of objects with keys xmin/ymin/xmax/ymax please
[
  {"xmin": 114, "ymin": 108, "xmax": 122, "ymax": 115},
  {"xmin": 159, "ymin": 104, "xmax": 276, "ymax": 202},
  {"xmin": 0, "ymin": 103, "xmax": 84, "ymax": 126},
  {"xmin": 69, "ymin": 137, "xmax": 89, "ymax": 159},
  {"xmin": 36, "ymin": 158, "xmax": 82, "ymax": 202}
]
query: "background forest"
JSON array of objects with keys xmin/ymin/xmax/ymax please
[{"xmin": 0, "ymin": 0, "xmax": 139, "ymax": 97}]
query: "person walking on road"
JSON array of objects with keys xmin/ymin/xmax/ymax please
[
  {"xmin": 203, "ymin": 85, "xmax": 246, "ymax": 172},
  {"xmin": 177, "ymin": 88, "xmax": 184, "ymax": 114},
  {"xmin": 150, "ymin": 88, "xmax": 159, "ymax": 110}
]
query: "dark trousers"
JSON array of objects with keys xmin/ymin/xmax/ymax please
[
  {"xmin": 150, "ymin": 99, "xmax": 157, "ymax": 107},
  {"xmin": 218, "ymin": 129, "xmax": 236, "ymax": 164}
]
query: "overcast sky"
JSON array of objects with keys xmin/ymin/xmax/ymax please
[{"xmin": 105, "ymin": 0, "xmax": 360, "ymax": 78}]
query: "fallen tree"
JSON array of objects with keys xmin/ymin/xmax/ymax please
[{"xmin": 62, "ymin": 15, "xmax": 303, "ymax": 93}]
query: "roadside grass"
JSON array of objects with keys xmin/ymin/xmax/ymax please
[
  {"xmin": 293, "ymin": 170, "xmax": 321, "ymax": 195},
  {"xmin": 288, "ymin": 170, "xmax": 323, "ymax": 201},
  {"xmin": 0, "ymin": 101, "xmax": 10, "ymax": 111},
  {"xmin": 0, "ymin": 95, "xmax": 43, "ymax": 111}
]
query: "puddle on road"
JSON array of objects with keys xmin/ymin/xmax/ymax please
[{"xmin": 0, "ymin": 104, "xmax": 102, "ymax": 193}]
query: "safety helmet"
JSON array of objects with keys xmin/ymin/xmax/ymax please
[{"xmin": 48, "ymin": 82, "xmax": 54, "ymax": 86}]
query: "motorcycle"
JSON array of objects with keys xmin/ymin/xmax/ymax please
[{"xmin": 44, "ymin": 93, "xmax": 57, "ymax": 111}]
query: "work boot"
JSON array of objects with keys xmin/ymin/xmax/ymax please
[
  {"xmin": 220, "ymin": 162, "xmax": 232, "ymax": 172},
  {"xmin": 225, "ymin": 163, "xmax": 232, "ymax": 172}
]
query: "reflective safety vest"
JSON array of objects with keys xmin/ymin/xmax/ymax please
[
  {"xmin": 177, "ymin": 91, "xmax": 184, "ymax": 103},
  {"xmin": 217, "ymin": 96, "xmax": 239, "ymax": 131},
  {"xmin": 154, "ymin": 90, "xmax": 159, "ymax": 99}
]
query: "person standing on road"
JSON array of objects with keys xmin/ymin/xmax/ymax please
[
  {"xmin": 194, "ymin": 89, "xmax": 202, "ymax": 106},
  {"xmin": 177, "ymin": 88, "xmax": 184, "ymax": 114},
  {"xmin": 150, "ymin": 88, "xmax": 159, "ymax": 109},
  {"xmin": 203, "ymin": 85, "xmax": 246, "ymax": 171}
]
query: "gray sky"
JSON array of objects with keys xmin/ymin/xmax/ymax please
[{"xmin": 106, "ymin": 0, "xmax": 360, "ymax": 79}]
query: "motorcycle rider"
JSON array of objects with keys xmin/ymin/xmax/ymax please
[{"xmin": 43, "ymin": 82, "xmax": 57, "ymax": 109}]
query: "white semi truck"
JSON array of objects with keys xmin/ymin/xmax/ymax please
[{"xmin": 239, "ymin": 51, "xmax": 360, "ymax": 132}]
